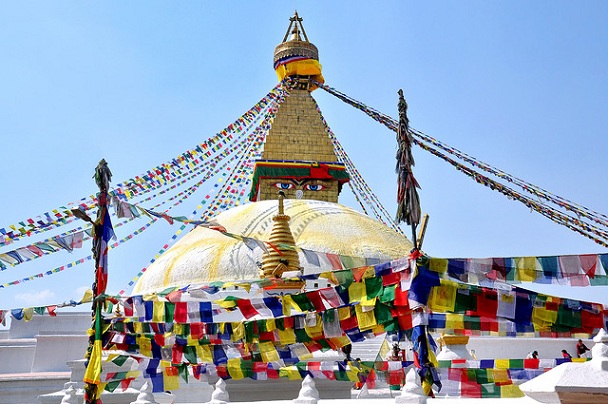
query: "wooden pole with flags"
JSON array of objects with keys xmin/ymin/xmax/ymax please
[
  {"xmin": 83, "ymin": 159, "xmax": 114, "ymax": 404},
  {"xmin": 395, "ymin": 89, "xmax": 421, "ymax": 248}
]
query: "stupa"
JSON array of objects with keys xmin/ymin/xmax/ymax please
[
  {"xmin": 5, "ymin": 10, "xmax": 605, "ymax": 404},
  {"xmin": 132, "ymin": 11, "xmax": 413, "ymax": 295}
]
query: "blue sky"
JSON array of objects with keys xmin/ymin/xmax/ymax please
[{"xmin": 0, "ymin": 1, "xmax": 606, "ymax": 316}]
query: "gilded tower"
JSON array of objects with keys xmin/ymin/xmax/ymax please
[{"xmin": 249, "ymin": 12, "xmax": 350, "ymax": 203}]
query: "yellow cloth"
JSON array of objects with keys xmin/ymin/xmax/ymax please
[
  {"xmin": 492, "ymin": 368, "xmax": 510, "ymax": 382},
  {"xmin": 275, "ymin": 59, "xmax": 324, "ymax": 85},
  {"xmin": 305, "ymin": 314, "xmax": 324, "ymax": 339},
  {"xmin": 231, "ymin": 322, "xmax": 245, "ymax": 342},
  {"xmin": 429, "ymin": 258, "xmax": 448, "ymax": 273},
  {"xmin": 279, "ymin": 366, "xmax": 302, "ymax": 380},
  {"xmin": 445, "ymin": 313, "xmax": 464, "ymax": 330},
  {"xmin": 259, "ymin": 342, "xmax": 280, "ymax": 362},
  {"xmin": 348, "ymin": 282, "xmax": 366, "ymax": 303},
  {"xmin": 501, "ymin": 384, "xmax": 524, "ymax": 398},
  {"xmin": 266, "ymin": 319, "xmax": 276, "ymax": 332},
  {"xmin": 282, "ymin": 295, "xmax": 300, "ymax": 316},
  {"xmin": 494, "ymin": 359, "xmax": 510, "ymax": 370},
  {"xmin": 355, "ymin": 304, "xmax": 376, "ymax": 331},
  {"xmin": 152, "ymin": 301, "xmax": 164, "ymax": 323},
  {"xmin": 83, "ymin": 339, "xmax": 102, "ymax": 384},
  {"xmin": 330, "ymin": 336, "xmax": 351, "ymax": 349},
  {"xmin": 277, "ymin": 328, "xmax": 296, "ymax": 345},
  {"xmin": 163, "ymin": 367, "xmax": 180, "ymax": 390},
  {"xmin": 428, "ymin": 280, "xmax": 457, "ymax": 312},
  {"xmin": 22, "ymin": 307, "xmax": 34, "ymax": 322},
  {"xmin": 346, "ymin": 367, "xmax": 359, "ymax": 382},
  {"xmin": 227, "ymin": 358, "xmax": 245, "ymax": 379},
  {"xmin": 516, "ymin": 257, "xmax": 537, "ymax": 281},
  {"xmin": 80, "ymin": 289, "xmax": 93, "ymax": 303},
  {"xmin": 138, "ymin": 336, "xmax": 152, "ymax": 357},
  {"xmin": 532, "ymin": 306, "xmax": 558, "ymax": 330},
  {"xmin": 338, "ymin": 306, "xmax": 351, "ymax": 321},
  {"xmin": 196, "ymin": 345, "xmax": 213, "ymax": 363}
]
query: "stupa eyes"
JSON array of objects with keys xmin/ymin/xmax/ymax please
[
  {"xmin": 304, "ymin": 184, "xmax": 325, "ymax": 191},
  {"xmin": 273, "ymin": 182, "xmax": 295, "ymax": 190}
]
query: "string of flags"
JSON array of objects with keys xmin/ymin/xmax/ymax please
[
  {"xmin": 95, "ymin": 353, "xmax": 587, "ymax": 396},
  {"xmin": 120, "ymin": 82, "xmax": 293, "ymax": 294},
  {"xmin": 314, "ymin": 80, "xmax": 608, "ymax": 247},
  {"xmin": 0, "ymin": 80, "xmax": 291, "ymax": 247},
  {"xmin": 312, "ymin": 98, "xmax": 403, "ymax": 236}
]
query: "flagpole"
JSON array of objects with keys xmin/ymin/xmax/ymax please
[
  {"xmin": 394, "ymin": 89, "xmax": 421, "ymax": 248},
  {"xmin": 83, "ymin": 159, "xmax": 113, "ymax": 404}
]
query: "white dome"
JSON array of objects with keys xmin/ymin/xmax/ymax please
[{"xmin": 133, "ymin": 199, "xmax": 413, "ymax": 294}]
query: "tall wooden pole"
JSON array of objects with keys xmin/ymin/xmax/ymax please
[{"xmin": 84, "ymin": 159, "xmax": 113, "ymax": 404}]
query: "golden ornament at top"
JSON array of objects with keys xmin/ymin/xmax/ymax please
[{"xmin": 273, "ymin": 11, "xmax": 324, "ymax": 88}]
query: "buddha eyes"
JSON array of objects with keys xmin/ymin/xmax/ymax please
[
  {"xmin": 304, "ymin": 184, "xmax": 324, "ymax": 191},
  {"xmin": 272, "ymin": 182, "xmax": 326, "ymax": 191},
  {"xmin": 273, "ymin": 182, "xmax": 295, "ymax": 189}
]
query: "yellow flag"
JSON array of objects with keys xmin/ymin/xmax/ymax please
[
  {"xmin": 83, "ymin": 340, "xmax": 102, "ymax": 384},
  {"xmin": 196, "ymin": 345, "xmax": 213, "ymax": 363},
  {"xmin": 163, "ymin": 368, "xmax": 180, "ymax": 390},
  {"xmin": 152, "ymin": 301, "xmax": 164, "ymax": 323},
  {"xmin": 501, "ymin": 384, "xmax": 524, "ymax": 398},
  {"xmin": 138, "ymin": 336, "xmax": 152, "ymax": 357},
  {"xmin": 232, "ymin": 323, "xmax": 245, "ymax": 342},
  {"xmin": 428, "ymin": 280, "xmax": 457, "ymax": 312},
  {"xmin": 430, "ymin": 258, "xmax": 448, "ymax": 274},
  {"xmin": 81, "ymin": 288, "xmax": 94, "ymax": 303},
  {"xmin": 22, "ymin": 308, "xmax": 34, "ymax": 322},
  {"xmin": 516, "ymin": 257, "xmax": 537, "ymax": 282},
  {"xmin": 227, "ymin": 358, "xmax": 245, "ymax": 379},
  {"xmin": 279, "ymin": 366, "xmax": 303, "ymax": 380},
  {"xmin": 277, "ymin": 328, "xmax": 296, "ymax": 345},
  {"xmin": 445, "ymin": 313, "xmax": 464, "ymax": 330},
  {"xmin": 259, "ymin": 342, "xmax": 280, "ymax": 362},
  {"xmin": 348, "ymin": 282, "xmax": 366, "ymax": 303},
  {"xmin": 494, "ymin": 359, "xmax": 510, "ymax": 370},
  {"xmin": 355, "ymin": 304, "xmax": 376, "ymax": 330}
]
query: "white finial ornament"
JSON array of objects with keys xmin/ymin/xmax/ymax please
[
  {"xmin": 207, "ymin": 378, "xmax": 230, "ymax": 404},
  {"xmin": 60, "ymin": 385, "xmax": 78, "ymax": 404},
  {"xmin": 592, "ymin": 328, "xmax": 608, "ymax": 371},
  {"xmin": 293, "ymin": 375, "xmax": 319, "ymax": 404},
  {"xmin": 130, "ymin": 381, "xmax": 159, "ymax": 404},
  {"xmin": 395, "ymin": 368, "xmax": 427, "ymax": 404}
]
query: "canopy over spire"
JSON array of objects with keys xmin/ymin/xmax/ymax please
[{"xmin": 273, "ymin": 11, "xmax": 324, "ymax": 88}]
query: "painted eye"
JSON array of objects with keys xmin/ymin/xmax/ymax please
[
  {"xmin": 304, "ymin": 184, "xmax": 325, "ymax": 191},
  {"xmin": 272, "ymin": 182, "xmax": 295, "ymax": 190}
]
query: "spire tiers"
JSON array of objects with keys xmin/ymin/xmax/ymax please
[
  {"xmin": 273, "ymin": 11, "xmax": 324, "ymax": 88},
  {"xmin": 249, "ymin": 12, "xmax": 348, "ymax": 204},
  {"xmin": 260, "ymin": 192, "xmax": 301, "ymax": 278}
]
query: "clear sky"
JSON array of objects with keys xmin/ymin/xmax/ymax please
[{"xmin": 0, "ymin": 1, "xmax": 606, "ymax": 317}]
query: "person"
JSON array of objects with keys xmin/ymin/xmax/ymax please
[
  {"xmin": 561, "ymin": 349, "xmax": 572, "ymax": 359},
  {"xmin": 390, "ymin": 343, "xmax": 402, "ymax": 361},
  {"xmin": 526, "ymin": 351, "xmax": 539, "ymax": 359},
  {"xmin": 576, "ymin": 339, "xmax": 590, "ymax": 358},
  {"xmin": 341, "ymin": 343, "xmax": 353, "ymax": 363},
  {"xmin": 353, "ymin": 358, "xmax": 364, "ymax": 390}
]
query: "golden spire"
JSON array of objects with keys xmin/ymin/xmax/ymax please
[
  {"xmin": 273, "ymin": 11, "xmax": 323, "ymax": 88},
  {"xmin": 260, "ymin": 191, "xmax": 301, "ymax": 278}
]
